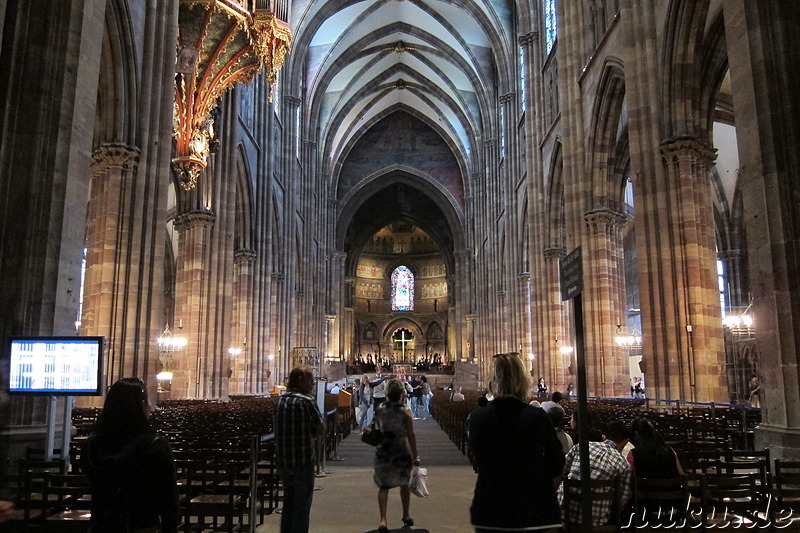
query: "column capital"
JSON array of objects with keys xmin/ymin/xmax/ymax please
[
  {"xmin": 660, "ymin": 135, "xmax": 717, "ymax": 165},
  {"xmin": 517, "ymin": 272, "xmax": 531, "ymax": 283},
  {"xmin": 286, "ymin": 95, "xmax": 301, "ymax": 107},
  {"xmin": 584, "ymin": 208, "xmax": 626, "ymax": 229},
  {"xmin": 234, "ymin": 249, "xmax": 257, "ymax": 264},
  {"xmin": 331, "ymin": 251, "xmax": 347, "ymax": 261},
  {"xmin": 91, "ymin": 142, "xmax": 140, "ymax": 174},
  {"xmin": 325, "ymin": 314, "xmax": 337, "ymax": 323},
  {"xmin": 345, "ymin": 276, "xmax": 356, "ymax": 285},
  {"xmin": 465, "ymin": 314, "xmax": 477, "ymax": 323},
  {"xmin": 718, "ymin": 249, "xmax": 743, "ymax": 260},
  {"xmin": 499, "ymin": 93, "xmax": 514, "ymax": 104},
  {"xmin": 518, "ymin": 31, "xmax": 538, "ymax": 46},
  {"xmin": 542, "ymin": 246, "xmax": 567, "ymax": 261},
  {"xmin": 455, "ymin": 249, "xmax": 471, "ymax": 261},
  {"xmin": 173, "ymin": 209, "xmax": 216, "ymax": 231},
  {"xmin": 273, "ymin": 271, "xmax": 285, "ymax": 282}
]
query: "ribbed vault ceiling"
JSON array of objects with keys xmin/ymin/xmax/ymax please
[{"xmin": 290, "ymin": 0, "xmax": 514, "ymax": 179}]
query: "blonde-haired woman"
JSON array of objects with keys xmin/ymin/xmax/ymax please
[
  {"xmin": 372, "ymin": 378, "xmax": 419, "ymax": 532},
  {"xmin": 467, "ymin": 353, "xmax": 564, "ymax": 532}
]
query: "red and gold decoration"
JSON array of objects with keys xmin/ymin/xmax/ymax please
[{"xmin": 174, "ymin": 0, "xmax": 292, "ymax": 190}]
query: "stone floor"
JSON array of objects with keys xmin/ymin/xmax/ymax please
[{"xmin": 255, "ymin": 417, "xmax": 476, "ymax": 533}]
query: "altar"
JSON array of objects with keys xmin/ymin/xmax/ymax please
[{"xmin": 391, "ymin": 363, "xmax": 414, "ymax": 376}]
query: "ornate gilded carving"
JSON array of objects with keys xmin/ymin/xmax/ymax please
[
  {"xmin": 174, "ymin": 0, "xmax": 292, "ymax": 190},
  {"xmin": 251, "ymin": 11, "xmax": 292, "ymax": 88}
]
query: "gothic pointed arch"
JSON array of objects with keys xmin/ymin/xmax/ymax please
[
  {"xmin": 587, "ymin": 58, "xmax": 627, "ymax": 210},
  {"xmin": 545, "ymin": 141, "xmax": 565, "ymax": 250},
  {"xmin": 662, "ymin": 0, "xmax": 712, "ymax": 138}
]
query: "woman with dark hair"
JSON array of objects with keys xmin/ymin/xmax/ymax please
[
  {"xmin": 372, "ymin": 378, "xmax": 419, "ymax": 533},
  {"xmin": 627, "ymin": 418, "xmax": 683, "ymax": 478},
  {"xmin": 467, "ymin": 353, "xmax": 564, "ymax": 532},
  {"xmin": 84, "ymin": 378, "xmax": 178, "ymax": 532}
]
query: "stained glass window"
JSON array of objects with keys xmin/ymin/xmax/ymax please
[
  {"xmin": 391, "ymin": 265, "xmax": 414, "ymax": 311},
  {"xmin": 544, "ymin": 0, "xmax": 557, "ymax": 55}
]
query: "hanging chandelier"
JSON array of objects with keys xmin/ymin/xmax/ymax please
[{"xmin": 173, "ymin": 0, "xmax": 292, "ymax": 190}]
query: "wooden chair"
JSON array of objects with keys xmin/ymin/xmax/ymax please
[
  {"xmin": 772, "ymin": 459, "xmax": 800, "ymax": 528},
  {"xmin": 183, "ymin": 464, "xmax": 243, "ymax": 532},
  {"xmin": 3, "ymin": 472, "xmax": 47, "ymax": 531},
  {"xmin": 628, "ymin": 475, "xmax": 694, "ymax": 530},
  {"xmin": 699, "ymin": 472, "xmax": 764, "ymax": 529},
  {"xmin": 561, "ymin": 477, "xmax": 622, "ymax": 533},
  {"xmin": 42, "ymin": 473, "xmax": 92, "ymax": 532},
  {"xmin": 712, "ymin": 457, "xmax": 770, "ymax": 502},
  {"xmin": 680, "ymin": 449, "xmax": 723, "ymax": 475}
]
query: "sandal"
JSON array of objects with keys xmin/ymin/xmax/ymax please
[
  {"xmin": 402, "ymin": 517, "xmax": 414, "ymax": 527},
  {"xmin": 378, "ymin": 525, "xmax": 389, "ymax": 533}
]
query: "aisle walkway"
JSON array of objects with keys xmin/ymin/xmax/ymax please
[{"xmin": 256, "ymin": 417, "xmax": 476, "ymax": 533}]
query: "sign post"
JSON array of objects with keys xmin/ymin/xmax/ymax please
[{"xmin": 560, "ymin": 246, "xmax": 591, "ymax": 532}]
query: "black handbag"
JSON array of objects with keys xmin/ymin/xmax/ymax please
[{"xmin": 360, "ymin": 422, "xmax": 382, "ymax": 446}]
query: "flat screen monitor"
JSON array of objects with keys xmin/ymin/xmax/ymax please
[{"xmin": 6, "ymin": 336, "xmax": 104, "ymax": 396}]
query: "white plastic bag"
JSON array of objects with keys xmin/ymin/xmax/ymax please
[{"xmin": 409, "ymin": 466, "xmax": 429, "ymax": 498}]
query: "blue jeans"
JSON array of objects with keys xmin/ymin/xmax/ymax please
[
  {"xmin": 279, "ymin": 463, "xmax": 316, "ymax": 533},
  {"xmin": 421, "ymin": 394, "xmax": 430, "ymax": 418},
  {"xmin": 358, "ymin": 402, "xmax": 373, "ymax": 427}
]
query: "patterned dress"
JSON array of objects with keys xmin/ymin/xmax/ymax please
[{"xmin": 373, "ymin": 402, "xmax": 413, "ymax": 489}]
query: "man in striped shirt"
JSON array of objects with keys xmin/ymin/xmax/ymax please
[{"xmin": 275, "ymin": 365, "xmax": 323, "ymax": 533}]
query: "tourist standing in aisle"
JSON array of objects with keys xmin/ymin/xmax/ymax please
[
  {"xmin": 372, "ymin": 379, "xmax": 420, "ymax": 533},
  {"xmin": 419, "ymin": 376, "xmax": 431, "ymax": 419},
  {"xmin": 274, "ymin": 366, "xmax": 323, "ymax": 533},
  {"xmin": 467, "ymin": 353, "xmax": 564, "ymax": 532},
  {"xmin": 358, "ymin": 373, "xmax": 374, "ymax": 431}
]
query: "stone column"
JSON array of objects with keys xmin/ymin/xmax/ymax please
[
  {"xmin": 583, "ymin": 208, "xmax": 629, "ymax": 397},
  {"xmin": 453, "ymin": 249, "xmax": 471, "ymax": 362},
  {"xmin": 642, "ymin": 137, "xmax": 726, "ymax": 403},
  {"xmin": 723, "ymin": 0, "xmax": 800, "ymax": 457},
  {"xmin": 83, "ymin": 143, "xmax": 141, "ymax": 380},
  {"xmin": 331, "ymin": 251, "xmax": 347, "ymax": 358},
  {"xmin": 231, "ymin": 248, "xmax": 256, "ymax": 394},
  {"xmin": 542, "ymin": 247, "xmax": 569, "ymax": 390},
  {"xmin": 173, "ymin": 209, "xmax": 216, "ymax": 398},
  {"xmin": 272, "ymin": 271, "xmax": 287, "ymax": 381},
  {"xmin": 517, "ymin": 273, "xmax": 533, "ymax": 359},
  {"xmin": 465, "ymin": 314, "xmax": 478, "ymax": 382}
]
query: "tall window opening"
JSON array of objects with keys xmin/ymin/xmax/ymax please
[
  {"xmin": 519, "ymin": 46, "xmax": 526, "ymax": 110},
  {"xmin": 543, "ymin": 0, "xmax": 557, "ymax": 55},
  {"xmin": 391, "ymin": 265, "xmax": 414, "ymax": 311},
  {"xmin": 294, "ymin": 104, "xmax": 301, "ymax": 159},
  {"xmin": 499, "ymin": 105, "xmax": 506, "ymax": 158},
  {"xmin": 76, "ymin": 247, "xmax": 87, "ymax": 330},
  {"xmin": 717, "ymin": 258, "xmax": 727, "ymax": 316}
]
